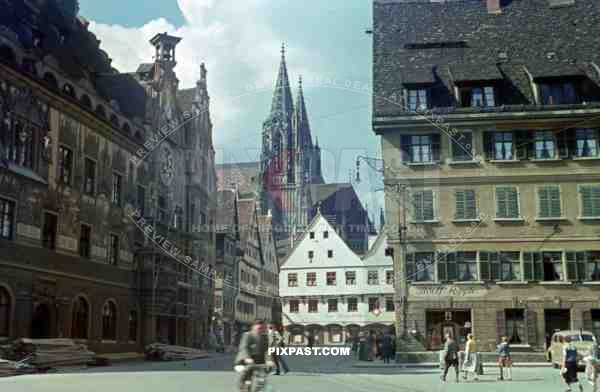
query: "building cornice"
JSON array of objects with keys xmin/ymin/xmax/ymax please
[{"xmin": 384, "ymin": 173, "xmax": 600, "ymax": 186}]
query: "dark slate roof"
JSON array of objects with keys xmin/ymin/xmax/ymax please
[
  {"xmin": 216, "ymin": 162, "xmax": 261, "ymax": 195},
  {"xmin": 401, "ymin": 67, "xmax": 436, "ymax": 85},
  {"xmin": 308, "ymin": 183, "xmax": 353, "ymax": 204},
  {"xmin": 527, "ymin": 61, "xmax": 584, "ymax": 79},
  {"xmin": 95, "ymin": 73, "xmax": 147, "ymax": 119},
  {"xmin": 373, "ymin": 0, "xmax": 600, "ymax": 116},
  {"xmin": 136, "ymin": 63, "xmax": 154, "ymax": 74},
  {"xmin": 451, "ymin": 64, "xmax": 504, "ymax": 83},
  {"xmin": 215, "ymin": 190, "xmax": 236, "ymax": 231}
]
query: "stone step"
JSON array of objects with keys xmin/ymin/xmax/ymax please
[{"xmin": 395, "ymin": 351, "xmax": 547, "ymax": 363}]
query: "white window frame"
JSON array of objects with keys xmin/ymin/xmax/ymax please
[
  {"xmin": 536, "ymin": 185, "xmax": 564, "ymax": 220},
  {"xmin": 494, "ymin": 185, "xmax": 522, "ymax": 221}
]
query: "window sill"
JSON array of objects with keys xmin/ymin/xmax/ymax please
[
  {"xmin": 453, "ymin": 280, "xmax": 485, "ymax": 285},
  {"xmin": 448, "ymin": 160, "xmax": 478, "ymax": 166},
  {"xmin": 489, "ymin": 159, "xmax": 521, "ymax": 163},
  {"xmin": 101, "ymin": 340, "xmax": 117, "ymax": 344},
  {"xmin": 494, "ymin": 218, "xmax": 525, "ymax": 222},
  {"xmin": 530, "ymin": 158, "xmax": 561, "ymax": 162},
  {"xmin": 405, "ymin": 161, "xmax": 440, "ymax": 167},
  {"xmin": 410, "ymin": 220, "xmax": 440, "ymax": 224},
  {"xmin": 496, "ymin": 281, "xmax": 529, "ymax": 285},
  {"xmin": 573, "ymin": 156, "xmax": 600, "ymax": 161},
  {"xmin": 536, "ymin": 217, "xmax": 568, "ymax": 222},
  {"xmin": 582, "ymin": 281, "xmax": 600, "ymax": 285},
  {"xmin": 452, "ymin": 218, "xmax": 481, "ymax": 223},
  {"xmin": 578, "ymin": 216, "xmax": 600, "ymax": 221},
  {"xmin": 411, "ymin": 281, "xmax": 440, "ymax": 285},
  {"xmin": 539, "ymin": 281, "xmax": 572, "ymax": 286}
]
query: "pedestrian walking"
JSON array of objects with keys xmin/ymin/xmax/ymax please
[
  {"xmin": 381, "ymin": 330, "xmax": 394, "ymax": 364},
  {"xmin": 585, "ymin": 339, "xmax": 600, "ymax": 392},
  {"xmin": 366, "ymin": 331, "xmax": 374, "ymax": 361},
  {"xmin": 268, "ymin": 323, "xmax": 289, "ymax": 375},
  {"xmin": 561, "ymin": 335, "xmax": 584, "ymax": 392},
  {"xmin": 441, "ymin": 334, "xmax": 460, "ymax": 383},
  {"xmin": 462, "ymin": 333, "xmax": 479, "ymax": 381},
  {"xmin": 497, "ymin": 336, "xmax": 512, "ymax": 381}
]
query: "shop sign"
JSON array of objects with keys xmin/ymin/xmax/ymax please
[{"xmin": 410, "ymin": 285, "xmax": 487, "ymax": 298}]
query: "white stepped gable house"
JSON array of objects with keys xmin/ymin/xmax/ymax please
[{"xmin": 279, "ymin": 211, "xmax": 394, "ymax": 345}]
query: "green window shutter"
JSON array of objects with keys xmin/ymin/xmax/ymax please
[
  {"xmin": 423, "ymin": 191, "xmax": 434, "ymax": 220},
  {"xmin": 406, "ymin": 253, "xmax": 415, "ymax": 281},
  {"xmin": 508, "ymin": 187, "xmax": 519, "ymax": 218},
  {"xmin": 490, "ymin": 252, "xmax": 500, "ymax": 281},
  {"xmin": 480, "ymin": 252, "xmax": 490, "ymax": 281},
  {"xmin": 437, "ymin": 255, "xmax": 447, "ymax": 281},
  {"xmin": 577, "ymin": 252, "xmax": 587, "ymax": 281},
  {"xmin": 539, "ymin": 187, "xmax": 550, "ymax": 218},
  {"xmin": 523, "ymin": 252, "xmax": 534, "ymax": 281},
  {"xmin": 496, "ymin": 187, "xmax": 507, "ymax": 217},
  {"xmin": 550, "ymin": 187, "xmax": 562, "ymax": 217},
  {"xmin": 580, "ymin": 186, "xmax": 600, "ymax": 217},
  {"xmin": 566, "ymin": 251, "xmax": 577, "ymax": 281},
  {"xmin": 465, "ymin": 190, "xmax": 476, "ymax": 219},
  {"xmin": 533, "ymin": 252, "xmax": 543, "ymax": 281},
  {"xmin": 447, "ymin": 253, "xmax": 457, "ymax": 281},
  {"xmin": 455, "ymin": 190, "xmax": 465, "ymax": 220},
  {"xmin": 412, "ymin": 192, "xmax": 423, "ymax": 221}
]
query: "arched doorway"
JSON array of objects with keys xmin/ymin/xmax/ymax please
[
  {"xmin": 101, "ymin": 301, "xmax": 117, "ymax": 340},
  {"xmin": 31, "ymin": 303, "xmax": 52, "ymax": 338},
  {"xmin": 0, "ymin": 287, "xmax": 12, "ymax": 337},
  {"xmin": 71, "ymin": 297, "xmax": 89, "ymax": 339}
]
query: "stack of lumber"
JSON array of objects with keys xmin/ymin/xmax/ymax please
[
  {"xmin": 7, "ymin": 338, "xmax": 95, "ymax": 368},
  {"xmin": 145, "ymin": 343, "xmax": 208, "ymax": 361}
]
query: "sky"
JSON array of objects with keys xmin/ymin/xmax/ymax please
[{"xmin": 79, "ymin": 0, "xmax": 384, "ymax": 225}]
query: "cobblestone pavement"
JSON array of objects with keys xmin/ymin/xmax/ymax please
[{"xmin": 0, "ymin": 351, "xmax": 587, "ymax": 392}]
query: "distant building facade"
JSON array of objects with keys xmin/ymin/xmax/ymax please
[
  {"xmin": 373, "ymin": 0, "xmax": 600, "ymax": 352},
  {"xmin": 0, "ymin": 1, "xmax": 216, "ymax": 351},
  {"xmin": 279, "ymin": 212, "xmax": 394, "ymax": 345}
]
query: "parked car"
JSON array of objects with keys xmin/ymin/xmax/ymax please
[{"xmin": 547, "ymin": 330, "xmax": 596, "ymax": 368}]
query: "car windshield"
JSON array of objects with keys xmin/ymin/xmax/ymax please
[{"xmin": 567, "ymin": 334, "xmax": 595, "ymax": 342}]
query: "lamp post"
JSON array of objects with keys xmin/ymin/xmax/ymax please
[{"xmin": 356, "ymin": 156, "xmax": 411, "ymax": 345}]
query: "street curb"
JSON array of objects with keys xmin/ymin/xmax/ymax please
[{"xmin": 352, "ymin": 362, "xmax": 552, "ymax": 369}]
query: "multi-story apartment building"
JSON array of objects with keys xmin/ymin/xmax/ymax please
[
  {"xmin": 214, "ymin": 189, "xmax": 240, "ymax": 345},
  {"xmin": 0, "ymin": 1, "xmax": 216, "ymax": 351},
  {"xmin": 373, "ymin": 0, "xmax": 600, "ymax": 352},
  {"xmin": 279, "ymin": 212, "xmax": 394, "ymax": 345}
]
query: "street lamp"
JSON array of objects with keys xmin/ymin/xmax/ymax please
[{"xmin": 356, "ymin": 156, "xmax": 411, "ymax": 343}]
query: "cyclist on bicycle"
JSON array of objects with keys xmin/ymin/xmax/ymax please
[{"xmin": 234, "ymin": 319, "xmax": 274, "ymax": 392}]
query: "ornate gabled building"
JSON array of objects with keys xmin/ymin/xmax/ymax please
[
  {"xmin": 258, "ymin": 46, "xmax": 324, "ymax": 257},
  {"xmin": 0, "ymin": 2, "xmax": 216, "ymax": 352}
]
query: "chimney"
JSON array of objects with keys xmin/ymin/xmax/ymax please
[{"xmin": 487, "ymin": 0, "xmax": 501, "ymax": 14}]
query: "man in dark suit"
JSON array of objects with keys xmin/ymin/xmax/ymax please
[{"xmin": 234, "ymin": 319, "xmax": 273, "ymax": 391}]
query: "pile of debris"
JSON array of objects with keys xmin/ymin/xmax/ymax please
[
  {"xmin": 145, "ymin": 343, "xmax": 208, "ymax": 361},
  {"xmin": 0, "ymin": 358, "xmax": 36, "ymax": 377},
  {"xmin": 5, "ymin": 338, "xmax": 96, "ymax": 369}
]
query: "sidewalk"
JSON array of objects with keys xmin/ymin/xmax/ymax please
[{"xmin": 352, "ymin": 360, "xmax": 551, "ymax": 368}]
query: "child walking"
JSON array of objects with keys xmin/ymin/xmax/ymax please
[{"xmin": 497, "ymin": 336, "xmax": 512, "ymax": 381}]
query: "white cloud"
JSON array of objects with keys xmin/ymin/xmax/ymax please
[{"xmin": 87, "ymin": 0, "xmax": 324, "ymax": 150}]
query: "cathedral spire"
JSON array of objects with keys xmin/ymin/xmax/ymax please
[
  {"xmin": 269, "ymin": 42, "xmax": 294, "ymax": 119},
  {"xmin": 294, "ymin": 74, "xmax": 312, "ymax": 150}
]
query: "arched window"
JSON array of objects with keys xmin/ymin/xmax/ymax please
[
  {"xmin": 71, "ymin": 296, "xmax": 89, "ymax": 339},
  {"xmin": 128, "ymin": 310, "xmax": 137, "ymax": 342},
  {"xmin": 122, "ymin": 122, "xmax": 131, "ymax": 135},
  {"xmin": 134, "ymin": 131, "xmax": 143, "ymax": 142},
  {"xmin": 0, "ymin": 45, "xmax": 17, "ymax": 66},
  {"xmin": 95, "ymin": 105, "xmax": 106, "ymax": 119},
  {"xmin": 0, "ymin": 287, "xmax": 11, "ymax": 336},
  {"xmin": 109, "ymin": 114, "xmax": 119, "ymax": 127},
  {"xmin": 101, "ymin": 301, "xmax": 117, "ymax": 340},
  {"xmin": 43, "ymin": 72, "xmax": 58, "ymax": 90},
  {"xmin": 62, "ymin": 83, "xmax": 75, "ymax": 99},
  {"xmin": 80, "ymin": 94, "xmax": 92, "ymax": 109}
]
